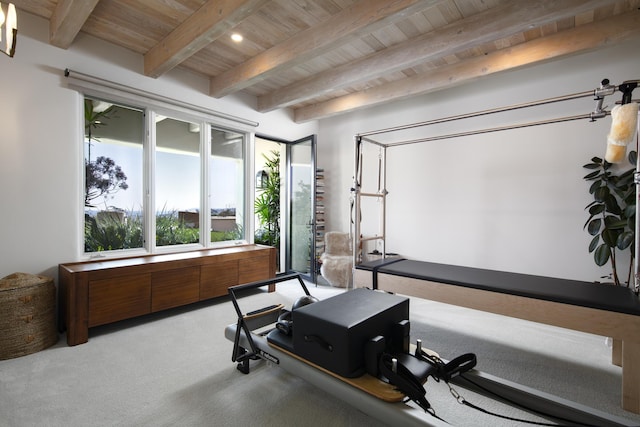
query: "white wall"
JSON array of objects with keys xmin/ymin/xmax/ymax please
[
  {"xmin": 317, "ymin": 38, "xmax": 640, "ymax": 282},
  {"xmin": 0, "ymin": 12, "xmax": 317, "ymax": 279}
]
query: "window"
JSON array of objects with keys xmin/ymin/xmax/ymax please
[
  {"xmin": 83, "ymin": 96, "xmax": 248, "ymax": 256},
  {"xmin": 210, "ymin": 128, "xmax": 244, "ymax": 242},
  {"xmin": 155, "ymin": 116, "xmax": 201, "ymax": 247},
  {"xmin": 84, "ymin": 99, "xmax": 144, "ymax": 253}
]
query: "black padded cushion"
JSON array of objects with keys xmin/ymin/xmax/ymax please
[
  {"xmin": 357, "ymin": 259, "xmax": 640, "ymax": 316},
  {"xmin": 267, "ymin": 328, "xmax": 294, "ymax": 352}
]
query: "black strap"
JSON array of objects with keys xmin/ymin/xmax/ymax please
[
  {"xmin": 379, "ymin": 353, "xmax": 432, "ymax": 413},
  {"xmin": 442, "ymin": 353, "xmax": 477, "ymax": 382},
  {"xmin": 418, "ymin": 350, "xmax": 477, "ymax": 382}
]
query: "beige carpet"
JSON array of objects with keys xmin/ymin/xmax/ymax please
[{"xmin": 1, "ymin": 279, "xmax": 639, "ymax": 426}]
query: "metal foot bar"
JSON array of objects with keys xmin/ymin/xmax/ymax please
[{"xmin": 228, "ymin": 272, "xmax": 311, "ymax": 372}]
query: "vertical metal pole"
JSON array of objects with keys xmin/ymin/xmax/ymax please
[
  {"xmin": 352, "ymin": 136, "xmax": 362, "ymax": 286},
  {"xmin": 635, "ymin": 111, "xmax": 640, "ymax": 293},
  {"xmin": 381, "ymin": 145, "xmax": 387, "ymax": 258}
]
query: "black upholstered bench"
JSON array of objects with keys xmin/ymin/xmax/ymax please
[{"xmin": 354, "ymin": 258, "xmax": 640, "ymax": 414}]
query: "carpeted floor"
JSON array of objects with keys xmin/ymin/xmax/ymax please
[{"xmin": 1, "ymin": 279, "xmax": 640, "ymax": 427}]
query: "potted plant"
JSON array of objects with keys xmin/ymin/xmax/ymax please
[
  {"xmin": 583, "ymin": 151, "xmax": 636, "ymax": 287},
  {"xmin": 255, "ymin": 150, "xmax": 280, "ymax": 249}
]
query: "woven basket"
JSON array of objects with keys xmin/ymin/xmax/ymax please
[{"xmin": 0, "ymin": 272, "xmax": 58, "ymax": 360}]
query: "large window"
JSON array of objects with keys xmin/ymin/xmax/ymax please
[
  {"xmin": 84, "ymin": 99, "xmax": 144, "ymax": 252},
  {"xmin": 210, "ymin": 128, "xmax": 244, "ymax": 242},
  {"xmin": 83, "ymin": 96, "xmax": 248, "ymax": 255},
  {"xmin": 155, "ymin": 116, "xmax": 201, "ymax": 247}
]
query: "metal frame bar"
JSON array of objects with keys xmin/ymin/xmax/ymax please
[
  {"xmin": 228, "ymin": 272, "xmax": 310, "ymax": 371},
  {"xmin": 350, "ymin": 80, "xmax": 639, "ymax": 293}
]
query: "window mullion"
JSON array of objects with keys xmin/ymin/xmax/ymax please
[
  {"xmin": 201, "ymin": 122, "xmax": 211, "ymax": 247},
  {"xmin": 146, "ymin": 109, "xmax": 157, "ymax": 253}
]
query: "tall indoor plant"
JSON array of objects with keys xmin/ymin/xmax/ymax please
[
  {"xmin": 255, "ymin": 150, "xmax": 281, "ymax": 249},
  {"xmin": 583, "ymin": 151, "xmax": 636, "ymax": 287}
]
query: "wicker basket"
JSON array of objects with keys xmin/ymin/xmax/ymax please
[{"xmin": 0, "ymin": 272, "xmax": 58, "ymax": 360}]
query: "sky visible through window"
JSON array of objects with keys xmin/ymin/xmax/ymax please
[{"xmin": 87, "ymin": 140, "xmax": 238, "ymax": 213}]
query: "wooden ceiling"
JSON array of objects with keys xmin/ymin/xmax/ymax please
[{"xmin": 13, "ymin": 0, "xmax": 640, "ymax": 122}]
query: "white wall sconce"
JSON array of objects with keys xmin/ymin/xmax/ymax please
[{"xmin": 0, "ymin": 3, "xmax": 17, "ymax": 57}]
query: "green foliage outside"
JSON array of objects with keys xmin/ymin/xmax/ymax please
[
  {"xmin": 85, "ymin": 210, "xmax": 242, "ymax": 252},
  {"xmin": 83, "ymin": 98, "xmax": 243, "ymax": 252},
  {"xmin": 583, "ymin": 151, "xmax": 636, "ymax": 287},
  {"xmin": 255, "ymin": 150, "xmax": 281, "ymax": 248}
]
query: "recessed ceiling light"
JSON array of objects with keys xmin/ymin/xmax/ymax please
[{"xmin": 231, "ymin": 33, "xmax": 243, "ymax": 42}]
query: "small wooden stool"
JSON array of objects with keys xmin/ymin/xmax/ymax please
[{"xmin": 0, "ymin": 272, "xmax": 58, "ymax": 360}]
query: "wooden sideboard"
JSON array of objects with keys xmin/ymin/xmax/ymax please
[{"xmin": 59, "ymin": 244, "xmax": 276, "ymax": 346}]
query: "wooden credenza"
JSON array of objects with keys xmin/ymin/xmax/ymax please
[{"xmin": 58, "ymin": 244, "xmax": 276, "ymax": 346}]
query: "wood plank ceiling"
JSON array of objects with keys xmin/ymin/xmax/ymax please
[{"xmin": 12, "ymin": 0, "xmax": 640, "ymax": 122}]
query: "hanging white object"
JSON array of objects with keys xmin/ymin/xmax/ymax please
[
  {"xmin": 605, "ymin": 102, "xmax": 639, "ymax": 163},
  {"xmin": 0, "ymin": 6, "xmax": 5, "ymax": 42},
  {"xmin": 0, "ymin": 2, "xmax": 17, "ymax": 57}
]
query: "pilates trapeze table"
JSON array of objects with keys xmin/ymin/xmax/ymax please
[
  {"xmin": 224, "ymin": 273, "xmax": 639, "ymax": 427},
  {"xmin": 354, "ymin": 258, "xmax": 640, "ymax": 415}
]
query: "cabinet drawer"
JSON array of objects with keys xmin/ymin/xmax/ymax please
[
  {"xmin": 239, "ymin": 254, "xmax": 271, "ymax": 284},
  {"xmin": 152, "ymin": 267, "xmax": 200, "ymax": 312},
  {"xmin": 200, "ymin": 259, "xmax": 238, "ymax": 299},
  {"xmin": 89, "ymin": 274, "xmax": 151, "ymax": 327}
]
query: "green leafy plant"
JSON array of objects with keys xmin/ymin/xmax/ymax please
[
  {"xmin": 84, "ymin": 211, "xmax": 142, "ymax": 252},
  {"xmin": 255, "ymin": 150, "xmax": 281, "ymax": 248},
  {"xmin": 156, "ymin": 208, "xmax": 199, "ymax": 246},
  {"xmin": 583, "ymin": 151, "xmax": 636, "ymax": 286}
]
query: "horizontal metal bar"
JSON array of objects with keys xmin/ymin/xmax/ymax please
[
  {"xmin": 384, "ymin": 113, "xmax": 597, "ymax": 148},
  {"xmin": 228, "ymin": 272, "xmax": 305, "ymax": 294},
  {"xmin": 357, "ymin": 89, "xmax": 595, "ymax": 138},
  {"xmin": 360, "ymin": 235, "xmax": 384, "ymax": 243}
]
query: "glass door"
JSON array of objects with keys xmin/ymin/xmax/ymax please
[{"xmin": 286, "ymin": 135, "xmax": 317, "ymax": 281}]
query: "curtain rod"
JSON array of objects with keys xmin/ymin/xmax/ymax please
[{"xmin": 64, "ymin": 68, "xmax": 259, "ymax": 128}]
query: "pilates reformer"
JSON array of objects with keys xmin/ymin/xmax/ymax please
[
  {"xmin": 350, "ymin": 78, "xmax": 639, "ymax": 270},
  {"xmin": 225, "ymin": 273, "xmax": 640, "ymax": 427},
  {"xmin": 349, "ymin": 79, "xmax": 640, "ymax": 414}
]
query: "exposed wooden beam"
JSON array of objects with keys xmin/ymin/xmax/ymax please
[
  {"xmin": 49, "ymin": 0, "xmax": 100, "ymax": 49},
  {"xmin": 209, "ymin": 0, "xmax": 442, "ymax": 98},
  {"xmin": 293, "ymin": 10, "xmax": 640, "ymax": 123},
  {"xmin": 144, "ymin": 0, "xmax": 268, "ymax": 78},
  {"xmin": 258, "ymin": 0, "xmax": 617, "ymax": 112}
]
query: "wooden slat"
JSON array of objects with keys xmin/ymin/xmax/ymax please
[
  {"xmin": 49, "ymin": 0, "xmax": 100, "ymax": 48},
  {"xmin": 144, "ymin": 0, "xmax": 268, "ymax": 77},
  {"xmin": 294, "ymin": 9, "xmax": 640, "ymax": 122},
  {"xmin": 15, "ymin": 0, "xmax": 640, "ymax": 122},
  {"xmin": 208, "ymin": 0, "xmax": 443, "ymax": 98},
  {"xmin": 258, "ymin": 0, "xmax": 617, "ymax": 112}
]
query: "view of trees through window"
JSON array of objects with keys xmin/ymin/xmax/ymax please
[
  {"xmin": 84, "ymin": 99, "xmax": 144, "ymax": 252},
  {"xmin": 83, "ymin": 96, "xmax": 246, "ymax": 254}
]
